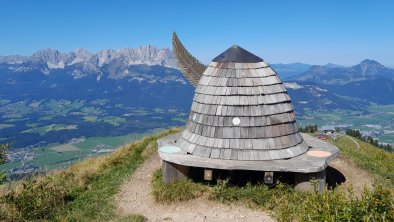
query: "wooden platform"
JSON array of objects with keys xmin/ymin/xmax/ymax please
[{"xmin": 158, "ymin": 133, "xmax": 339, "ymax": 173}]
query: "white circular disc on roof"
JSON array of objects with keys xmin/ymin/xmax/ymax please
[{"xmin": 232, "ymin": 117, "xmax": 240, "ymax": 125}]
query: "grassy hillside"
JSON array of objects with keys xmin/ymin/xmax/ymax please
[
  {"xmin": 0, "ymin": 128, "xmax": 180, "ymax": 221},
  {"xmin": 1, "ymin": 130, "xmax": 393, "ymax": 222},
  {"xmin": 331, "ymin": 135, "xmax": 393, "ymax": 188}
]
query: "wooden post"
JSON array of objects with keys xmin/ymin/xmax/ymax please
[
  {"xmin": 294, "ymin": 169, "xmax": 326, "ymax": 193},
  {"xmin": 162, "ymin": 161, "xmax": 190, "ymax": 185}
]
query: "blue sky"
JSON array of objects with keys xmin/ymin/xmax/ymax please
[{"xmin": 1, "ymin": 0, "xmax": 393, "ymax": 65}]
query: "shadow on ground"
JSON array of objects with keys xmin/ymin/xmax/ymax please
[
  {"xmin": 326, "ymin": 166, "xmax": 347, "ymax": 189},
  {"xmin": 188, "ymin": 166, "xmax": 347, "ymax": 189}
]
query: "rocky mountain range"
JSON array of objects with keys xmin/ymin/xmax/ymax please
[
  {"xmin": 0, "ymin": 46, "xmax": 176, "ymax": 79},
  {"xmin": 0, "ymin": 47, "xmax": 313, "ymax": 80},
  {"xmin": 1, "ymin": 46, "xmax": 391, "ymax": 109},
  {"xmin": 1, "ymin": 45, "xmax": 393, "ymax": 147},
  {"xmin": 270, "ymin": 63, "xmax": 311, "ymax": 79},
  {"xmin": 291, "ymin": 59, "xmax": 394, "ymax": 84},
  {"xmin": 2, "ymin": 48, "xmax": 392, "ymax": 84},
  {"xmin": 290, "ymin": 59, "xmax": 394, "ymax": 104}
]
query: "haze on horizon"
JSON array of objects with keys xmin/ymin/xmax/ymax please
[{"xmin": 1, "ymin": 0, "xmax": 393, "ymax": 66}]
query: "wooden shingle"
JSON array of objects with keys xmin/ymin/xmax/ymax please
[{"xmin": 179, "ymin": 61, "xmax": 308, "ymax": 161}]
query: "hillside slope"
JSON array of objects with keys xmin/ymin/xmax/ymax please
[
  {"xmin": 331, "ymin": 135, "xmax": 394, "ymax": 187},
  {"xmin": 1, "ymin": 130, "xmax": 393, "ymax": 221},
  {"xmin": 0, "ymin": 129, "xmax": 181, "ymax": 221}
]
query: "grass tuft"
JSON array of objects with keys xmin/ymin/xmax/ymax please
[{"xmin": 152, "ymin": 170, "xmax": 208, "ymax": 202}]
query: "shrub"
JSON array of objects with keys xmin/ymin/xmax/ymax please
[
  {"xmin": 211, "ymin": 179, "xmax": 273, "ymax": 208},
  {"xmin": 0, "ymin": 144, "xmax": 10, "ymax": 184},
  {"xmin": 2, "ymin": 177, "xmax": 68, "ymax": 220},
  {"xmin": 293, "ymin": 185, "xmax": 393, "ymax": 222},
  {"xmin": 0, "ymin": 143, "xmax": 9, "ymax": 164}
]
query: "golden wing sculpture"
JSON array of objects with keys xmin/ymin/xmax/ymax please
[{"xmin": 172, "ymin": 32, "xmax": 206, "ymax": 87}]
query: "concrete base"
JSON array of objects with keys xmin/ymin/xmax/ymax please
[
  {"xmin": 162, "ymin": 160, "xmax": 190, "ymax": 185},
  {"xmin": 295, "ymin": 169, "xmax": 326, "ymax": 193}
]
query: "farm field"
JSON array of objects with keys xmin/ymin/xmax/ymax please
[
  {"xmin": 1, "ymin": 96, "xmax": 393, "ymax": 178},
  {"xmin": 0, "ymin": 97, "xmax": 189, "ymax": 148},
  {"xmin": 297, "ymin": 105, "xmax": 394, "ymax": 146},
  {"xmin": 0, "ymin": 130, "xmax": 163, "ymax": 174}
]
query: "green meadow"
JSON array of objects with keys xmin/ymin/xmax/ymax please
[
  {"xmin": 298, "ymin": 105, "xmax": 394, "ymax": 146},
  {"xmin": 21, "ymin": 124, "xmax": 78, "ymax": 136},
  {"xmin": 0, "ymin": 133, "xmax": 148, "ymax": 173}
]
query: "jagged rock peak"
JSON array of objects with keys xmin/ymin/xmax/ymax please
[{"xmin": 0, "ymin": 46, "xmax": 177, "ymax": 69}]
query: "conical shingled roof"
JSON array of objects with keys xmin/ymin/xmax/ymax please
[
  {"xmin": 177, "ymin": 46, "xmax": 309, "ymax": 161},
  {"xmin": 213, "ymin": 45, "xmax": 264, "ymax": 63}
]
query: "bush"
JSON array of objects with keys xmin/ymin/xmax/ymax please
[
  {"xmin": 211, "ymin": 179, "xmax": 273, "ymax": 208},
  {"xmin": 0, "ymin": 144, "xmax": 9, "ymax": 164},
  {"xmin": 294, "ymin": 185, "xmax": 393, "ymax": 222},
  {"xmin": 2, "ymin": 177, "xmax": 68, "ymax": 220},
  {"xmin": 299, "ymin": 124, "xmax": 318, "ymax": 133},
  {"xmin": 0, "ymin": 144, "xmax": 10, "ymax": 184}
]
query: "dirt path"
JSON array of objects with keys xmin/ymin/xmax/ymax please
[
  {"xmin": 328, "ymin": 155, "xmax": 373, "ymax": 194},
  {"xmin": 344, "ymin": 135, "xmax": 361, "ymax": 149},
  {"xmin": 114, "ymin": 148, "xmax": 373, "ymax": 221},
  {"xmin": 114, "ymin": 153, "xmax": 274, "ymax": 222}
]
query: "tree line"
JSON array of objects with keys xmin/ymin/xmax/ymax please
[
  {"xmin": 299, "ymin": 124, "xmax": 318, "ymax": 133},
  {"xmin": 0, "ymin": 144, "xmax": 9, "ymax": 183},
  {"xmin": 345, "ymin": 128, "xmax": 393, "ymax": 152}
]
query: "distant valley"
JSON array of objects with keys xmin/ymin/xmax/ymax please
[{"xmin": 0, "ymin": 46, "xmax": 393, "ymax": 174}]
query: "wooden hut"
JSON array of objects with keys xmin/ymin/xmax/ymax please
[{"xmin": 158, "ymin": 33, "xmax": 339, "ymax": 192}]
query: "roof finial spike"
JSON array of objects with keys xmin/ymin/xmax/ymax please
[{"xmin": 213, "ymin": 45, "xmax": 263, "ymax": 63}]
